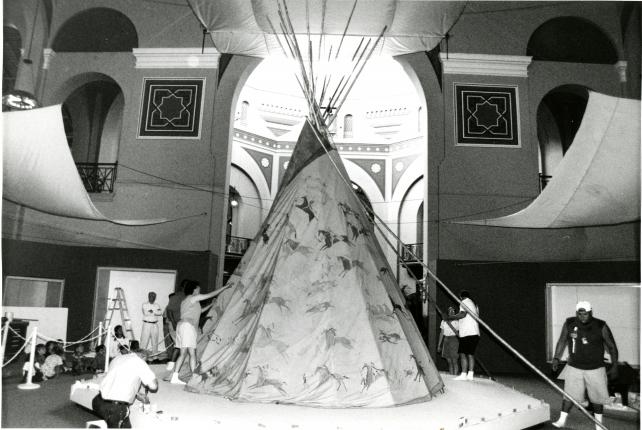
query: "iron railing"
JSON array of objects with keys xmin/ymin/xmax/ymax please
[
  {"xmin": 76, "ymin": 162, "xmax": 117, "ymax": 193},
  {"xmin": 539, "ymin": 173, "xmax": 552, "ymax": 192},
  {"xmin": 401, "ymin": 243, "xmax": 423, "ymax": 262},
  {"xmin": 226, "ymin": 235, "xmax": 252, "ymax": 255}
]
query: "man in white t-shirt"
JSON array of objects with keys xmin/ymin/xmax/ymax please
[
  {"xmin": 92, "ymin": 347, "xmax": 158, "ymax": 428},
  {"xmin": 447, "ymin": 290, "xmax": 480, "ymax": 381},
  {"xmin": 140, "ymin": 292, "xmax": 163, "ymax": 360}
]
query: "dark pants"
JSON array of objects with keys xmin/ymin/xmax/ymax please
[{"xmin": 92, "ymin": 393, "xmax": 131, "ymax": 428}]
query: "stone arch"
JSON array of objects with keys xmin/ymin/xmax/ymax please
[
  {"xmin": 229, "ymin": 164, "xmax": 263, "ymax": 240},
  {"xmin": 53, "ymin": 72, "xmax": 125, "ymax": 166},
  {"xmin": 52, "ymin": 7, "xmax": 138, "ymax": 52},
  {"xmin": 527, "ymin": 17, "xmax": 618, "ymax": 64},
  {"xmin": 536, "ymin": 85, "xmax": 590, "ymax": 187}
]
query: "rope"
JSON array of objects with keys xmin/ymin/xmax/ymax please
[
  {"xmin": 7, "ymin": 325, "xmax": 27, "ymax": 341},
  {"xmin": 1, "ymin": 339, "xmax": 28, "ymax": 367},
  {"xmin": 305, "ymin": 119, "xmax": 608, "ymax": 430}
]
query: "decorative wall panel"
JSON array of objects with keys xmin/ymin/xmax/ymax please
[
  {"xmin": 138, "ymin": 78, "xmax": 204, "ymax": 139},
  {"xmin": 454, "ymin": 83, "xmax": 520, "ymax": 147}
]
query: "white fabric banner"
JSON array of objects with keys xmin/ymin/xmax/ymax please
[
  {"xmin": 188, "ymin": 0, "xmax": 466, "ymax": 57},
  {"xmin": 453, "ymin": 92, "xmax": 640, "ymax": 228},
  {"xmin": 2, "ymin": 105, "xmax": 170, "ymax": 225}
]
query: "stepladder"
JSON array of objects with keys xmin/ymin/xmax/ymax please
[{"xmin": 103, "ymin": 287, "xmax": 135, "ymax": 342}]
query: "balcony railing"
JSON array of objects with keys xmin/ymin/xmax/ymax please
[
  {"xmin": 76, "ymin": 162, "xmax": 117, "ymax": 193},
  {"xmin": 401, "ymin": 243, "xmax": 423, "ymax": 262},
  {"xmin": 539, "ymin": 173, "xmax": 552, "ymax": 192},
  {"xmin": 226, "ymin": 235, "xmax": 252, "ymax": 255}
]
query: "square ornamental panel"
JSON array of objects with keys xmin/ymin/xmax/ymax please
[
  {"xmin": 138, "ymin": 78, "xmax": 205, "ymax": 139},
  {"xmin": 454, "ymin": 83, "xmax": 520, "ymax": 147}
]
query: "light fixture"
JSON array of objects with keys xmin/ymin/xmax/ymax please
[
  {"xmin": 2, "ymin": 1, "xmax": 42, "ymax": 111},
  {"xmin": 230, "ymin": 198, "xmax": 239, "ymax": 207}
]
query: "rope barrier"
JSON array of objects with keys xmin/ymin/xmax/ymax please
[{"xmin": 1, "ymin": 339, "xmax": 28, "ymax": 367}]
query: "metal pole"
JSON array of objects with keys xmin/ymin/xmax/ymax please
[
  {"xmin": 0, "ymin": 312, "xmax": 14, "ymax": 367},
  {"xmin": 104, "ymin": 326, "xmax": 111, "ymax": 372},
  {"xmin": 18, "ymin": 327, "xmax": 40, "ymax": 390},
  {"xmin": 98, "ymin": 322, "xmax": 103, "ymax": 346}
]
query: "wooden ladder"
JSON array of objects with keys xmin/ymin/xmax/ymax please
[{"xmin": 103, "ymin": 287, "xmax": 135, "ymax": 340}]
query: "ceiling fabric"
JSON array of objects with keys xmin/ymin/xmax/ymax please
[
  {"xmin": 452, "ymin": 92, "xmax": 641, "ymax": 228},
  {"xmin": 2, "ymin": 105, "xmax": 171, "ymax": 225},
  {"xmin": 187, "ymin": 0, "xmax": 466, "ymax": 57}
]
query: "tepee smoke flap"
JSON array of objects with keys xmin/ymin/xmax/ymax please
[{"xmin": 186, "ymin": 121, "xmax": 443, "ymax": 406}]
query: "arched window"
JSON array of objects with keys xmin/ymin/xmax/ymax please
[
  {"xmin": 2, "ymin": 26, "xmax": 22, "ymax": 95},
  {"xmin": 52, "ymin": 8, "xmax": 138, "ymax": 52},
  {"xmin": 537, "ymin": 85, "xmax": 589, "ymax": 190},
  {"xmin": 527, "ymin": 17, "xmax": 617, "ymax": 64},
  {"xmin": 241, "ymin": 101, "xmax": 249, "ymax": 125},
  {"xmin": 343, "ymin": 114, "xmax": 353, "ymax": 138}
]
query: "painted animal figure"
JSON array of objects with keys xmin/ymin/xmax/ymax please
[
  {"xmin": 317, "ymin": 230, "xmax": 354, "ymax": 250},
  {"xmin": 306, "ymin": 301, "xmax": 334, "ymax": 313},
  {"xmin": 248, "ymin": 366, "xmax": 287, "ymax": 395},
  {"xmin": 379, "ymin": 330, "xmax": 402, "ymax": 344},
  {"xmin": 269, "ymin": 296, "xmax": 291, "ymax": 313},
  {"xmin": 234, "ymin": 298, "xmax": 263, "ymax": 324},
  {"xmin": 315, "ymin": 365, "xmax": 349, "ymax": 391},
  {"xmin": 324, "ymin": 327, "xmax": 353, "ymax": 350},
  {"xmin": 295, "ymin": 196, "xmax": 316, "ymax": 222},
  {"xmin": 361, "ymin": 362, "xmax": 386, "ymax": 392},
  {"xmin": 410, "ymin": 355, "xmax": 426, "ymax": 382}
]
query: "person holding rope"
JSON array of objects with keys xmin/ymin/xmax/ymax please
[
  {"xmin": 446, "ymin": 290, "xmax": 480, "ymax": 381},
  {"xmin": 551, "ymin": 301, "xmax": 618, "ymax": 429}
]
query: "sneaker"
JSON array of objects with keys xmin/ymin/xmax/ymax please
[
  {"xmin": 466, "ymin": 372, "xmax": 474, "ymax": 381},
  {"xmin": 453, "ymin": 373, "xmax": 467, "ymax": 381},
  {"xmin": 551, "ymin": 420, "xmax": 564, "ymax": 428},
  {"xmin": 170, "ymin": 373, "xmax": 186, "ymax": 385},
  {"xmin": 165, "ymin": 361, "xmax": 175, "ymax": 371}
]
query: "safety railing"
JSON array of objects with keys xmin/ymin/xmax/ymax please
[
  {"xmin": 539, "ymin": 173, "xmax": 552, "ymax": 192},
  {"xmin": 226, "ymin": 235, "xmax": 252, "ymax": 255},
  {"xmin": 75, "ymin": 162, "xmax": 118, "ymax": 193},
  {"xmin": 401, "ymin": 243, "xmax": 423, "ymax": 262}
]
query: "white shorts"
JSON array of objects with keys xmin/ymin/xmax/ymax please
[{"xmin": 176, "ymin": 321, "xmax": 197, "ymax": 349}]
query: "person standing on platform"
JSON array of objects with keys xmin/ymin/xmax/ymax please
[
  {"xmin": 438, "ymin": 306, "xmax": 460, "ymax": 375},
  {"xmin": 92, "ymin": 346, "xmax": 158, "ymax": 428},
  {"xmin": 447, "ymin": 290, "xmax": 480, "ymax": 381},
  {"xmin": 551, "ymin": 301, "xmax": 618, "ymax": 429},
  {"xmin": 140, "ymin": 292, "xmax": 162, "ymax": 362},
  {"xmin": 168, "ymin": 280, "xmax": 222, "ymax": 385},
  {"xmin": 164, "ymin": 281, "xmax": 186, "ymax": 371}
]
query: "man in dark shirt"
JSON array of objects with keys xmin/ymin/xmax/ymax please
[
  {"xmin": 164, "ymin": 282, "xmax": 185, "ymax": 371},
  {"xmin": 550, "ymin": 301, "xmax": 618, "ymax": 429}
]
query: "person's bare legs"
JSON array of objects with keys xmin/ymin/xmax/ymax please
[
  {"xmin": 170, "ymin": 347, "xmax": 188, "ymax": 384},
  {"xmin": 454, "ymin": 353, "xmax": 468, "ymax": 380},
  {"xmin": 466, "ymin": 354, "xmax": 475, "ymax": 380}
]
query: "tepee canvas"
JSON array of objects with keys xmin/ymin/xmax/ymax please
[{"xmin": 185, "ymin": 121, "xmax": 443, "ymax": 407}]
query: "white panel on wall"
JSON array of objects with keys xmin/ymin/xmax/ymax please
[
  {"xmin": 546, "ymin": 283, "xmax": 640, "ymax": 366},
  {"xmin": 100, "ymin": 269, "xmax": 177, "ymax": 354}
]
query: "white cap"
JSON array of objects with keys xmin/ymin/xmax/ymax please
[{"xmin": 576, "ymin": 301, "xmax": 592, "ymax": 312}]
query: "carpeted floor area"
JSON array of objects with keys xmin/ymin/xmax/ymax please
[{"xmin": 2, "ymin": 366, "xmax": 639, "ymax": 429}]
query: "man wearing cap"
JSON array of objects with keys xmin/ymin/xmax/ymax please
[{"xmin": 550, "ymin": 301, "xmax": 618, "ymax": 429}]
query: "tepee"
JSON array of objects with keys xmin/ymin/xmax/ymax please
[
  {"xmin": 182, "ymin": 2, "xmax": 443, "ymax": 407},
  {"xmin": 184, "ymin": 119, "xmax": 443, "ymax": 407}
]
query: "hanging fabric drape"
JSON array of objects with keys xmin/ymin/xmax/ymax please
[
  {"xmin": 187, "ymin": 0, "xmax": 466, "ymax": 58},
  {"xmin": 2, "ymin": 105, "xmax": 172, "ymax": 225},
  {"xmin": 451, "ymin": 92, "xmax": 641, "ymax": 228}
]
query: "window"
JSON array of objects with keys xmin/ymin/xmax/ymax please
[
  {"xmin": 343, "ymin": 114, "xmax": 353, "ymax": 138},
  {"xmin": 3, "ymin": 276, "xmax": 64, "ymax": 307}
]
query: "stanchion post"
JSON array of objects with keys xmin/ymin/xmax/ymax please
[
  {"xmin": 18, "ymin": 326, "xmax": 40, "ymax": 390},
  {"xmin": 104, "ymin": 326, "xmax": 111, "ymax": 372},
  {"xmin": 0, "ymin": 312, "xmax": 14, "ymax": 367},
  {"xmin": 98, "ymin": 322, "xmax": 103, "ymax": 346}
]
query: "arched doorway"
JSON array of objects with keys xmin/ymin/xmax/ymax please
[{"xmin": 536, "ymin": 85, "xmax": 589, "ymax": 190}]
